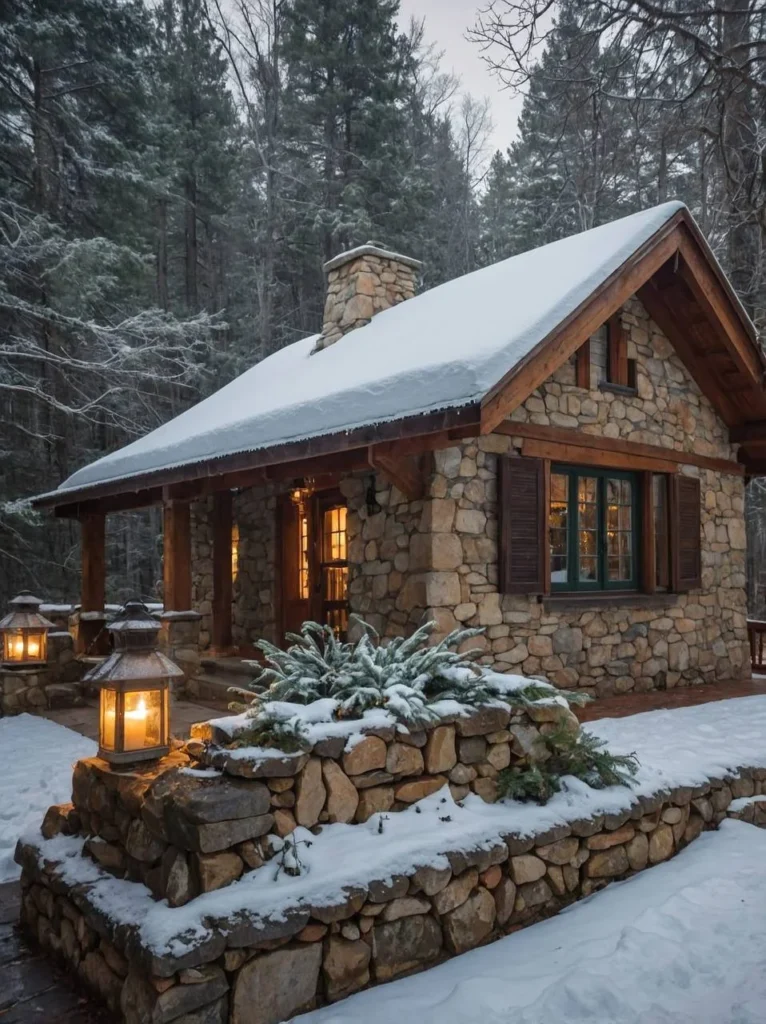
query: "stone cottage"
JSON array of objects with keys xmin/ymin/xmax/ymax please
[{"xmin": 32, "ymin": 203, "xmax": 766, "ymax": 698}]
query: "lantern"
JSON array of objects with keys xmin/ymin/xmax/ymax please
[
  {"xmin": 0, "ymin": 592, "xmax": 54, "ymax": 667},
  {"xmin": 83, "ymin": 600, "xmax": 183, "ymax": 765}
]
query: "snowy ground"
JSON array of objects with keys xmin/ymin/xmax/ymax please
[
  {"xmin": 0, "ymin": 713, "xmax": 96, "ymax": 882},
  {"xmin": 296, "ymin": 819, "xmax": 766, "ymax": 1024}
]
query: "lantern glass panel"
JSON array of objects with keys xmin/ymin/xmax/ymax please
[
  {"xmin": 100, "ymin": 689, "xmax": 117, "ymax": 751},
  {"xmin": 123, "ymin": 689, "xmax": 163, "ymax": 752},
  {"xmin": 4, "ymin": 631, "xmax": 24, "ymax": 662}
]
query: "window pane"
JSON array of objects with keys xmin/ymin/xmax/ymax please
[
  {"xmin": 323, "ymin": 505, "xmax": 347, "ymax": 562},
  {"xmin": 653, "ymin": 475, "xmax": 670, "ymax": 590},
  {"xmin": 580, "ymin": 556, "xmax": 598, "ymax": 581},
  {"xmin": 606, "ymin": 476, "xmax": 633, "ymax": 581},
  {"xmin": 578, "ymin": 476, "xmax": 598, "ymax": 582},
  {"xmin": 579, "ymin": 477, "xmax": 597, "ymax": 503},
  {"xmin": 551, "ymin": 474, "xmax": 568, "ymax": 503},
  {"xmin": 298, "ymin": 510, "xmax": 309, "ymax": 600},
  {"xmin": 550, "ymin": 474, "xmax": 569, "ymax": 583}
]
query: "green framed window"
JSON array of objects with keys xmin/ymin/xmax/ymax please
[{"xmin": 550, "ymin": 465, "xmax": 639, "ymax": 591}]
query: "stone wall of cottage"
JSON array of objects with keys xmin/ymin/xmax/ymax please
[
  {"xmin": 416, "ymin": 295, "xmax": 748, "ymax": 695},
  {"xmin": 191, "ymin": 486, "xmax": 281, "ymax": 651}
]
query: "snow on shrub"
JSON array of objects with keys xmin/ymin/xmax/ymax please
[{"xmin": 230, "ymin": 617, "xmax": 587, "ymax": 733}]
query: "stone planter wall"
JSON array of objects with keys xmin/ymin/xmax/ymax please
[
  {"xmin": 18, "ymin": 762, "xmax": 766, "ymax": 1024},
  {"xmin": 47, "ymin": 700, "xmax": 575, "ymax": 909}
]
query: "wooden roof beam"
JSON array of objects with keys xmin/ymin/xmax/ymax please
[
  {"xmin": 637, "ymin": 279, "xmax": 743, "ymax": 427},
  {"xmin": 676, "ymin": 227, "xmax": 763, "ymax": 390},
  {"xmin": 731, "ymin": 422, "xmax": 766, "ymax": 443}
]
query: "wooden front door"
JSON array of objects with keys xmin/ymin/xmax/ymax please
[{"xmin": 279, "ymin": 489, "xmax": 349, "ymax": 641}]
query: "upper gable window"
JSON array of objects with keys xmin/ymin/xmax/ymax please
[{"xmin": 576, "ymin": 317, "xmax": 636, "ymax": 391}]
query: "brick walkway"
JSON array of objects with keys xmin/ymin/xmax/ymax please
[
  {"xmin": 0, "ymin": 882, "xmax": 109, "ymax": 1023},
  {"xmin": 578, "ymin": 675, "xmax": 766, "ymax": 721}
]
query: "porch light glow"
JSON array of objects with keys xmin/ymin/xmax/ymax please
[
  {"xmin": 83, "ymin": 600, "xmax": 183, "ymax": 766},
  {"xmin": 0, "ymin": 592, "xmax": 53, "ymax": 667}
]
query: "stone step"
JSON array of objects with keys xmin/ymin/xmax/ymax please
[
  {"xmin": 44, "ymin": 683, "xmax": 85, "ymax": 709},
  {"xmin": 199, "ymin": 657, "xmax": 258, "ymax": 682},
  {"xmin": 185, "ymin": 673, "xmax": 256, "ymax": 706}
]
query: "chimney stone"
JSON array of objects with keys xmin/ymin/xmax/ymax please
[{"xmin": 312, "ymin": 241, "xmax": 422, "ymax": 352}]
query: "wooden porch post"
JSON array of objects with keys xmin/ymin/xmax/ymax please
[
  {"xmin": 163, "ymin": 499, "xmax": 192, "ymax": 612},
  {"xmin": 211, "ymin": 490, "xmax": 233, "ymax": 651},
  {"xmin": 78, "ymin": 512, "xmax": 107, "ymax": 654}
]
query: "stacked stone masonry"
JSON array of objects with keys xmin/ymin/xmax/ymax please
[
  {"xmin": 19, "ymin": 754, "xmax": 766, "ymax": 1024},
  {"xmin": 319, "ymin": 248, "xmax": 419, "ymax": 348},
  {"xmin": 40, "ymin": 700, "xmax": 574, "ymax": 911}
]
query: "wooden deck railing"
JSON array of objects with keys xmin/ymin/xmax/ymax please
[{"xmin": 747, "ymin": 619, "xmax": 766, "ymax": 673}]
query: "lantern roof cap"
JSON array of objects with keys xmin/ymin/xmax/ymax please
[
  {"xmin": 0, "ymin": 591, "xmax": 55, "ymax": 631},
  {"xmin": 108, "ymin": 600, "xmax": 161, "ymax": 634},
  {"xmin": 9, "ymin": 591, "xmax": 44, "ymax": 609}
]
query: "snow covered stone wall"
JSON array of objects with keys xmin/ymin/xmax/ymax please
[{"xmin": 17, "ymin": 746, "xmax": 766, "ymax": 1024}]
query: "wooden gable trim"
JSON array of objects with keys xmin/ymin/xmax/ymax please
[
  {"xmin": 675, "ymin": 225, "xmax": 761, "ymax": 390},
  {"xmin": 495, "ymin": 422, "xmax": 745, "ymax": 477},
  {"xmin": 480, "ymin": 219, "xmax": 682, "ymax": 433},
  {"xmin": 480, "ymin": 210, "xmax": 765, "ymax": 435},
  {"xmin": 636, "ymin": 278, "xmax": 743, "ymax": 427}
]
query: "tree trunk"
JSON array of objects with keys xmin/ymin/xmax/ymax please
[
  {"xmin": 184, "ymin": 173, "xmax": 198, "ymax": 311},
  {"xmin": 157, "ymin": 197, "xmax": 169, "ymax": 310}
]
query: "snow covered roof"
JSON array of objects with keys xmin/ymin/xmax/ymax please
[{"xmin": 52, "ymin": 201, "xmax": 698, "ymax": 499}]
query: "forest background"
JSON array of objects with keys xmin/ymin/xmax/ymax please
[{"xmin": 3, "ymin": 0, "xmax": 766, "ymax": 613}]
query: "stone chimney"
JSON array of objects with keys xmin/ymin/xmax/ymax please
[{"xmin": 312, "ymin": 241, "xmax": 422, "ymax": 352}]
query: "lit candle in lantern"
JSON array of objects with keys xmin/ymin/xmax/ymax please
[
  {"xmin": 13, "ymin": 636, "xmax": 24, "ymax": 658},
  {"xmin": 27, "ymin": 636, "xmax": 40, "ymax": 658},
  {"xmin": 124, "ymin": 696, "xmax": 148, "ymax": 750}
]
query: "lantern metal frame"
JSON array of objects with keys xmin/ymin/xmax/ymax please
[
  {"xmin": 0, "ymin": 592, "xmax": 54, "ymax": 668},
  {"xmin": 84, "ymin": 600, "xmax": 184, "ymax": 765}
]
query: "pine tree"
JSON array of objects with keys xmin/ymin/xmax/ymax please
[{"xmin": 0, "ymin": 0, "xmax": 218, "ymax": 602}]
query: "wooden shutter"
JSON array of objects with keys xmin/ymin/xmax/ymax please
[
  {"xmin": 575, "ymin": 340, "xmax": 591, "ymax": 389},
  {"xmin": 498, "ymin": 456, "xmax": 546, "ymax": 594},
  {"xmin": 670, "ymin": 475, "xmax": 702, "ymax": 591},
  {"xmin": 607, "ymin": 314, "xmax": 628, "ymax": 386}
]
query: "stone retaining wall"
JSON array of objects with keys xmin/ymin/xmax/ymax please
[
  {"xmin": 46, "ymin": 699, "xmax": 576, "ymax": 908},
  {"xmin": 18, "ymin": 764, "xmax": 766, "ymax": 1024}
]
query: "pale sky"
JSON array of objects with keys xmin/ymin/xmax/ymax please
[{"xmin": 397, "ymin": 0, "xmax": 524, "ymax": 154}]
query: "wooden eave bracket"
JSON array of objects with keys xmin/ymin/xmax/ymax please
[{"xmin": 368, "ymin": 443, "xmax": 426, "ymax": 500}]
